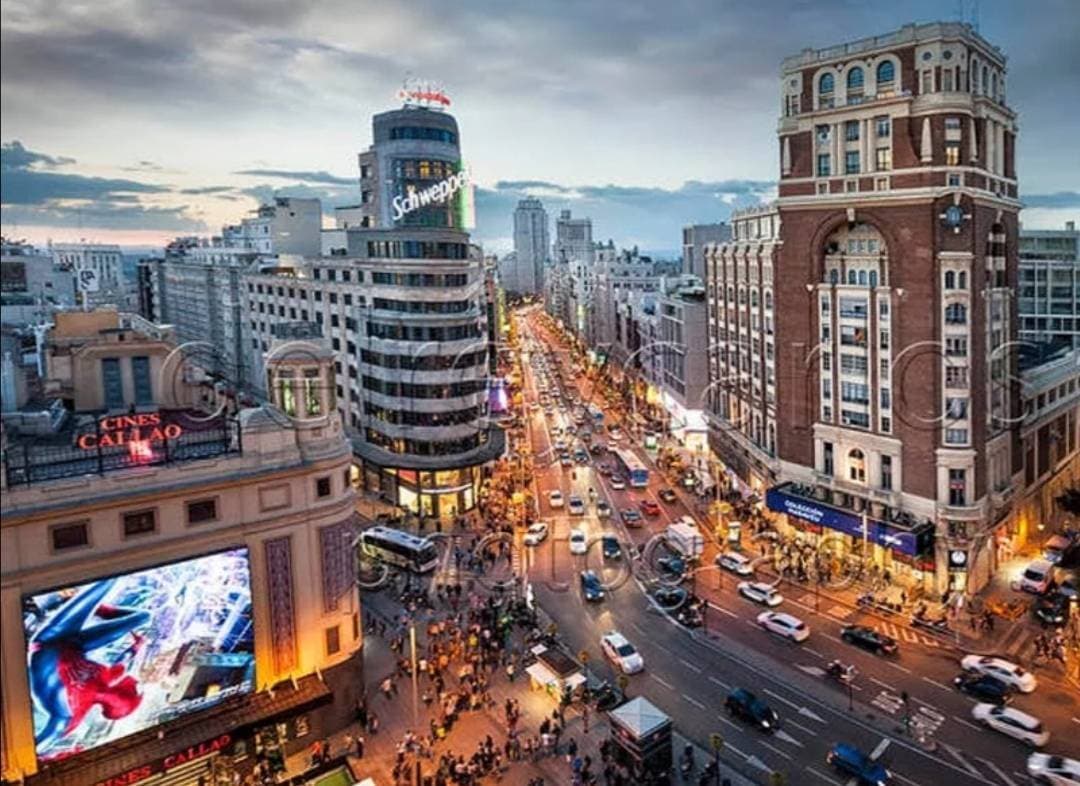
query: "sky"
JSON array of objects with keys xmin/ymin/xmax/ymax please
[{"xmin": 1, "ymin": 0, "xmax": 1078, "ymax": 255}]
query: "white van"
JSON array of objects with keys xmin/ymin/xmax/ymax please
[{"xmin": 1021, "ymin": 559, "xmax": 1054, "ymax": 594}]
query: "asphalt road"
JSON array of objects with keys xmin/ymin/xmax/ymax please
[{"xmin": 513, "ymin": 309, "xmax": 1080, "ymax": 786}]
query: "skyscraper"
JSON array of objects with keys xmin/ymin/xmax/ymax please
[{"xmin": 511, "ymin": 197, "xmax": 549, "ymax": 295}]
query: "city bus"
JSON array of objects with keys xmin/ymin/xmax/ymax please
[
  {"xmin": 612, "ymin": 448, "xmax": 650, "ymax": 488},
  {"xmin": 358, "ymin": 526, "xmax": 440, "ymax": 573}
]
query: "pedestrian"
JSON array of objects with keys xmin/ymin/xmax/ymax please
[
  {"xmin": 566, "ymin": 736, "xmax": 577, "ymax": 763},
  {"xmin": 368, "ymin": 711, "xmax": 380, "ymax": 735},
  {"xmin": 354, "ymin": 733, "xmax": 365, "ymax": 759}
]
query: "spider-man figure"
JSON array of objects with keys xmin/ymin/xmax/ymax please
[{"xmin": 29, "ymin": 578, "xmax": 150, "ymax": 756}]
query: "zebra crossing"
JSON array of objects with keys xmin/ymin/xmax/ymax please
[{"xmin": 870, "ymin": 689, "xmax": 947, "ymax": 740}]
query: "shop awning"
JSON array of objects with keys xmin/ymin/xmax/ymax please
[{"xmin": 766, "ymin": 483, "xmax": 934, "ymax": 557}]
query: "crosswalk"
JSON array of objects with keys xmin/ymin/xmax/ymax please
[{"xmin": 870, "ymin": 689, "xmax": 946, "ymax": 742}]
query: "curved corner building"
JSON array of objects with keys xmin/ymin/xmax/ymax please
[{"xmin": 348, "ymin": 104, "xmax": 502, "ymax": 519}]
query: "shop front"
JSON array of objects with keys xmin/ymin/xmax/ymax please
[{"xmin": 766, "ymin": 483, "xmax": 936, "ymax": 589}]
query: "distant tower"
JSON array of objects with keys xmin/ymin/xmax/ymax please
[{"xmin": 512, "ymin": 198, "xmax": 549, "ymax": 294}]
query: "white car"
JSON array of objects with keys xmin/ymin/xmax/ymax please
[
  {"xmin": 972, "ymin": 704, "xmax": 1049, "ymax": 747},
  {"xmin": 677, "ymin": 515, "xmax": 699, "ymax": 529},
  {"xmin": 609, "ymin": 476, "xmax": 627, "ymax": 490},
  {"xmin": 716, "ymin": 552, "xmax": 754, "ymax": 576},
  {"xmin": 569, "ymin": 528, "xmax": 588, "ymax": 555},
  {"xmin": 548, "ymin": 490, "xmax": 565, "ymax": 508},
  {"xmin": 523, "ymin": 522, "xmax": 549, "ymax": 546},
  {"xmin": 756, "ymin": 611, "xmax": 810, "ymax": 642},
  {"xmin": 568, "ymin": 495, "xmax": 586, "ymax": 515},
  {"xmin": 737, "ymin": 581, "xmax": 783, "ymax": 607},
  {"xmin": 1027, "ymin": 753, "xmax": 1080, "ymax": 785},
  {"xmin": 608, "ymin": 429, "xmax": 624, "ymax": 442},
  {"xmin": 601, "ymin": 631, "xmax": 645, "ymax": 674},
  {"xmin": 961, "ymin": 655, "xmax": 1038, "ymax": 693},
  {"xmin": 554, "ymin": 440, "xmax": 568, "ymax": 452}
]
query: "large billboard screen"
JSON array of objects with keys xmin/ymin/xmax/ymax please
[{"xmin": 23, "ymin": 548, "xmax": 255, "ymax": 763}]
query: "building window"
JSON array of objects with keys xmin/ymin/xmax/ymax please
[
  {"xmin": 946, "ymin": 397, "xmax": 968, "ymax": 418},
  {"xmin": 845, "ymin": 120, "xmax": 860, "ymax": 142},
  {"xmin": 817, "ymin": 154, "xmax": 831, "ymax": 177},
  {"xmin": 187, "ymin": 498, "xmax": 218, "ymax": 525},
  {"xmin": 945, "ymin": 428, "xmax": 969, "ymax": 445},
  {"xmin": 131, "ymin": 356, "xmax": 153, "ymax": 405},
  {"xmin": 316, "ymin": 476, "xmax": 332, "ymax": 498},
  {"xmin": 846, "ymin": 67, "xmax": 864, "ymax": 99},
  {"xmin": 848, "ymin": 449, "xmax": 866, "ymax": 482},
  {"xmin": 945, "ymin": 143, "xmax": 961, "ymax": 166},
  {"xmin": 816, "ymin": 125, "xmax": 830, "ymax": 144},
  {"xmin": 881, "ymin": 456, "xmax": 893, "ymax": 490},
  {"xmin": 845, "ymin": 151, "xmax": 860, "ymax": 175},
  {"xmin": 948, "ymin": 173, "xmax": 962, "ymax": 187},
  {"xmin": 819, "ymin": 73, "xmax": 835, "ymax": 108},
  {"xmin": 945, "ymin": 337, "xmax": 968, "ymax": 357},
  {"xmin": 823, "ymin": 441, "xmax": 834, "ymax": 475},
  {"xmin": 921, "ymin": 69, "xmax": 933, "ymax": 94},
  {"xmin": 948, "ymin": 469, "xmax": 967, "ymax": 506},
  {"xmin": 102, "ymin": 357, "xmax": 124, "ymax": 410},
  {"xmin": 875, "ymin": 177, "xmax": 890, "ymax": 192},
  {"xmin": 326, "ymin": 625, "xmax": 341, "ymax": 656},
  {"xmin": 875, "ymin": 116, "xmax": 891, "ymax": 138},
  {"xmin": 876, "ymin": 61, "xmax": 895, "ymax": 86},
  {"xmin": 945, "ymin": 365, "xmax": 969, "ymax": 387},
  {"xmin": 945, "ymin": 303, "xmax": 967, "ymax": 324},
  {"xmin": 875, "ymin": 147, "xmax": 892, "ymax": 171},
  {"xmin": 51, "ymin": 522, "xmax": 89, "ymax": 551},
  {"xmin": 122, "ymin": 509, "xmax": 156, "ymax": 538}
]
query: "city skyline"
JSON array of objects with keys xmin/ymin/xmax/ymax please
[{"xmin": 2, "ymin": 0, "xmax": 1078, "ymax": 253}]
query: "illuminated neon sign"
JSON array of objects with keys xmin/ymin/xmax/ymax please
[
  {"xmin": 76, "ymin": 412, "xmax": 184, "ymax": 451},
  {"xmin": 392, "ymin": 169, "xmax": 471, "ymax": 221},
  {"xmin": 396, "ymin": 77, "xmax": 451, "ymax": 108}
]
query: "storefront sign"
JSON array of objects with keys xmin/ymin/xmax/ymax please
[
  {"xmin": 93, "ymin": 733, "xmax": 233, "ymax": 786},
  {"xmin": 765, "ymin": 485, "xmax": 933, "ymax": 557},
  {"xmin": 76, "ymin": 412, "xmax": 183, "ymax": 450},
  {"xmin": 391, "ymin": 169, "xmax": 471, "ymax": 221}
]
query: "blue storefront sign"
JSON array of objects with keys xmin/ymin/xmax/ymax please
[{"xmin": 766, "ymin": 486, "xmax": 933, "ymax": 557}]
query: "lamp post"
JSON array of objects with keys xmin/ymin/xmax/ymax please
[{"xmin": 409, "ymin": 623, "xmax": 422, "ymax": 786}]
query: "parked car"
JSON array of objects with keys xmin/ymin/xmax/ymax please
[
  {"xmin": 601, "ymin": 631, "xmax": 644, "ymax": 674},
  {"xmin": 1027, "ymin": 753, "xmax": 1080, "ymax": 785},
  {"xmin": 840, "ymin": 625, "xmax": 899, "ymax": 656},
  {"xmin": 658, "ymin": 488, "xmax": 678, "ymax": 503},
  {"xmin": 737, "ymin": 581, "xmax": 783, "ymax": 607},
  {"xmin": 1033, "ymin": 593, "xmax": 1071, "ymax": 627},
  {"xmin": 589, "ymin": 680, "xmax": 625, "ymax": 712},
  {"xmin": 725, "ymin": 688, "xmax": 779, "ymax": 731},
  {"xmin": 1021, "ymin": 559, "xmax": 1056, "ymax": 594},
  {"xmin": 580, "ymin": 570, "xmax": 605, "ymax": 602},
  {"xmin": 756, "ymin": 611, "xmax": 810, "ymax": 642},
  {"xmin": 716, "ymin": 552, "xmax": 754, "ymax": 576},
  {"xmin": 826, "ymin": 743, "xmax": 891, "ymax": 785},
  {"xmin": 548, "ymin": 490, "xmax": 565, "ymax": 508},
  {"xmin": 639, "ymin": 499, "xmax": 661, "ymax": 516},
  {"xmin": 972, "ymin": 704, "xmax": 1049, "ymax": 747},
  {"xmin": 621, "ymin": 508, "xmax": 643, "ymax": 527},
  {"xmin": 523, "ymin": 521, "xmax": 549, "ymax": 546},
  {"xmin": 569, "ymin": 528, "xmax": 587, "ymax": 555},
  {"xmin": 953, "ymin": 672, "xmax": 1014, "ymax": 705},
  {"xmin": 960, "ymin": 656, "xmax": 1037, "ymax": 693}
]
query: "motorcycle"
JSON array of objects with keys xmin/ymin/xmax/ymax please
[
  {"xmin": 679, "ymin": 744, "xmax": 695, "ymax": 777},
  {"xmin": 825, "ymin": 660, "xmax": 856, "ymax": 684},
  {"xmin": 911, "ymin": 607, "xmax": 950, "ymax": 632}
]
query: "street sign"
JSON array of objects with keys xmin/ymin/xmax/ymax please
[
  {"xmin": 709, "ymin": 733, "xmax": 724, "ymax": 752},
  {"xmin": 77, "ymin": 267, "xmax": 100, "ymax": 293}
]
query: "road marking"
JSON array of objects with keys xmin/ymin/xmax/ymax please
[
  {"xmin": 798, "ymin": 705, "xmax": 827, "ymax": 723},
  {"xmin": 763, "ymin": 689, "xmax": 805, "ymax": 713},
  {"xmin": 952, "ymin": 714, "xmax": 982, "ymax": 732},
  {"xmin": 884, "ymin": 660, "xmax": 912, "ymax": 674},
  {"xmin": 715, "ymin": 714, "xmax": 741, "ymax": 731},
  {"xmin": 650, "ymin": 674, "xmax": 674, "ymax": 689},
  {"xmin": 708, "ymin": 675, "xmax": 730, "ymax": 690},
  {"xmin": 774, "ymin": 728, "xmax": 803, "ymax": 747},
  {"xmin": 652, "ymin": 641, "xmax": 674, "ymax": 655},
  {"xmin": 941, "ymin": 743, "xmax": 981, "ymax": 777},
  {"xmin": 745, "ymin": 754, "xmax": 771, "ymax": 772},
  {"xmin": 784, "ymin": 718, "xmax": 816, "ymax": 736},
  {"xmin": 804, "ymin": 646, "xmax": 825, "ymax": 658},
  {"xmin": 869, "ymin": 676, "xmax": 895, "ymax": 692},
  {"xmin": 921, "ymin": 676, "xmax": 951, "ymax": 691},
  {"xmin": 682, "ymin": 693, "xmax": 706, "ymax": 710},
  {"xmin": 1073, "ymin": 717, "xmax": 1080, "ymax": 726},
  {"xmin": 869, "ymin": 738, "xmax": 890, "ymax": 760},
  {"xmin": 679, "ymin": 657, "xmax": 703, "ymax": 673},
  {"xmin": 984, "ymin": 759, "xmax": 1018, "ymax": 786},
  {"xmin": 707, "ymin": 601, "xmax": 737, "ymax": 618},
  {"xmin": 806, "ymin": 766, "xmax": 844, "ymax": 785},
  {"xmin": 757, "ymin": 740, "xmax": 792, "ymax": 760},
  {"xmin": 891, "ymin": 774, "xmax": 924, "ymax": 786},
  {"xmin": 819, "ymin": 632, "xmax": 846, "ymax": 645}
]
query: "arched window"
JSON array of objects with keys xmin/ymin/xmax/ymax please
[
  {"xmin": 819, "ymin": 73, "xmax": 835, "ymax": 94},
  {"xmin": 847, "ymin": 270, "xmax": 857, "ymax": 285},
  {"xmin": 858, "ymin": 270, "xmax": 868, "ymax": 286},
  {"xmin": 945, "ymin": 303, "xmax": 967, "ymax": 324},
  {"xmin": 957, "ymin": 271, "xmax": 967, "ymax": 289},
  {"xmin": 847, "ymin": 67, "xmax": 864, "ymax": 90},
  {"xmin": 991, "ymin": 73, "xmax": 998, "ymax": 100},
  {"xmin": 868, "ymin": 270, "xmax": 878, "ymax": 288},
  {"xmin": 765, "ymin": 291, "xmax": 773, "ymax": 309},
  {"xmin": 750, "ymin": 290, "xmax": 759, "ymax": 307},
  {"xmin": 945, "ymin": 271, "xmax": 955, "ymax": 289},
  {"xmin": 982, "ymin": 66, "xmax": 989, "ymax": 95},
  {"xmin": 830, "ymin": 269, "xmax": 840, "ymax": 285},
  {"xmin": 876, "ymin": 60, "xmax": 895, "ymax": 84},
  {"xmin": 848, "ymin": 449, "xmax": 866, "ymax": 482}
]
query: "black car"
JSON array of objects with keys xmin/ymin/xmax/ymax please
[
  {"xmin": 653, "ymin": 586, "xmax": 689, "ymax": 610},
  {"xmin": 658, "ymin": 488, "xmax": 678, "ymax": 504},
  {"xmin": 602, "ymin": 535, "xmax": 621, "ymax": 560},
  {"xmin": 953, "ymin": 673, "xmax": 1014, "ymax": 705},
  {"xmin": 840, "ymin": 625, "xmax": 899, "ymax": 655},
  {"xmin": 1033, "ymin": 592, "xmax": 1071, "ymax": 627},
  {"xmin": 657, "ymin": 556, "xmax": 688, "ymax": 581},
  {"xmin": 590, "ymin": 681, "xmax": 625, "ymax": 711},
  {"xmin": 725, "ymin": 688, "xmax": 780, "ymax": 732},
  {"xmin": 580, "ymin": 570, "xmax": 605, "ymax": 602}
]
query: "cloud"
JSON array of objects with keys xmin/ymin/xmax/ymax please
[
  {"xmin": 1021, "ymin": 191, "xmax": 1080, "ymax": 209},
  {"xmin": 2, "ymin": 202, "xmax": 207, "ymax": 232},
  {"xmin": 234, "ymin": 169, "xmax": 356, "ymax": 185},
  {"xmin": 238, "ymin": 182, "xmax": 358, "ymax": 211},
  {"xmin": 1, "ymin": 140, "xmax": 75, "ymax": 170},
  {"xmin": 179, "ymin": 185, "xmax": 237, "ymax": 195}
]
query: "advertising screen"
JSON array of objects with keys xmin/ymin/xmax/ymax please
[{"xmin": 23, "ymin": 548, "xmax": 255, "ymax": 763}]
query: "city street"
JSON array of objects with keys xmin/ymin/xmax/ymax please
[{"xmin": 514, "ymin": 306, "xmax": 1080, "ymax": 785}]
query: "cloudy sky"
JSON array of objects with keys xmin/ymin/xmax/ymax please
[{"xmin": 2, "ymin": 0, "xmax": 1078, "ymax": 254}]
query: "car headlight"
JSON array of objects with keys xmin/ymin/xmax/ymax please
[{"xmin": 761, "ymin": 721, "xmax": 770, "ymax": 728}]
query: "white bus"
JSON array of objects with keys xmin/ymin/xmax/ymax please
[
  {"xmin": 359, "ymin": 526, "xmax": 440, "ymax": 573},
  {"xmin": 612, "ymin": 448, "xmax": 650, "ymax": 488}
]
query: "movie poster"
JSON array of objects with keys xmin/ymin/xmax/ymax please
[{"xmin": 23, "ymin": 548, "xmax": 255, "ymax": 763}]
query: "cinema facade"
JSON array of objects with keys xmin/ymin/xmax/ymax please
[{"xmin": 0, "ymin": 311, "xmax": 362, "ymax": 786}]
